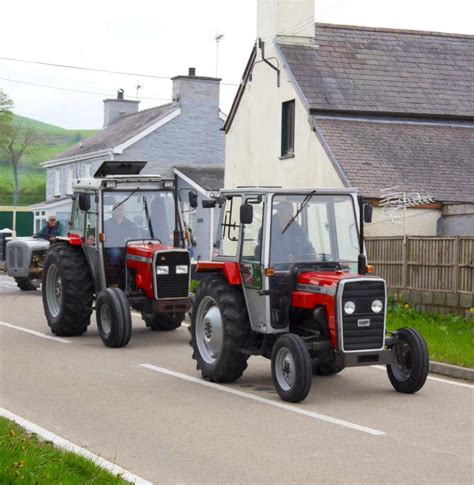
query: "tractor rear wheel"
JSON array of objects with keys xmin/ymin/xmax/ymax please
[
  {"xmin": 15, "ymin": 277, "xmax": 38, "ymax": 291},
  {"xmin": 272, "ymin": 333, "xmax": 312, "ymax": 403},
  {"xmin": 96, "ymin": 288, "xmax": 132, "ymax": 348},
  {"xmin": 191, "ymin": 275, "xmax": 250, "ymax": 383},
  {"xmin": 143, "ymin": 312, "xmax": 184, "ymax": 331},
  {"xmin": 42, "ymin": 244, "xmax": 93, "ymax": 336},
  {"xmin": 387, "ymin": 327, "xmax": 429, "ymax": 393}
]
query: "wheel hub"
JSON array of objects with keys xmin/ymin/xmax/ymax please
[{"xmin": 195, "ymin": 296, "xmax": 223, "ymax": 364}]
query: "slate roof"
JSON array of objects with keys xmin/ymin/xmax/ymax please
[
  {"xmin": 279, "ymin": 24, "xmax": 474, "ymax": 118},
  {"xmin": 54, "ymin": 102, "xmax": 179, "ymax": 160},
  {"xmin": 175, "ymin": 165, "xmax": 224, "ymax": 191},
  {"xmin": 314, "ymin": 116, "xmax": 474, "ymax": 203}
]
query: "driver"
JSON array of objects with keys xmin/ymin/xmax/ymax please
[
  {"xmin": 271, "ymin": 201, "xmax": 315, "ymax": 262},
  {"xmin": 104, "ymin": 204, "xmax": 138, "ymax": 247}
]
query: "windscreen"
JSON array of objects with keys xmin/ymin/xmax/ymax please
[
  {"xmin": 270, "ymin": 194, "xmax": 359, "ymax": 271},
  {"xmin": 103, "ymin": 190, "xmax": 175, "ymax": 248}
]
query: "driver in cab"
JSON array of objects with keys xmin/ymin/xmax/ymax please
[
  {"xmin": 104, "ymin": 204, "xmax": 138, "ymax": 247},
  {"xmin": 271, "ymin": 201, "xmax": 315, "ymax": 263}
]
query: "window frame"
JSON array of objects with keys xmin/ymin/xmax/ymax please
[{"xmin": 281, "ymin": 99, "xmax": 295, "ymax": 158}]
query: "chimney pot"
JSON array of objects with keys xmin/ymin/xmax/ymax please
[
  {"xmin": 188, "ymin": 67, "xmax": 196, "ymax": 77},
  {"xmin": 117, "ymin": 89, "xmax": 124, "ymax": 100}
]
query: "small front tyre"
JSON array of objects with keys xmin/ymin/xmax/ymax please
[
  {"xmin": 96, "ymin": 288, "xmax": 132, "ymax": 348},
  {"xmin": 143, "ymin": 312, "xmax": 184, "ymax": 331},
  {"xmin": 387, "ymin": 327, "xmax": 429, "ymax": 393},
  {"xmin": 271, "ymin": 333, "xmax": 312, "ymax": 403}
]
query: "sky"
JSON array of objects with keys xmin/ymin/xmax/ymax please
[{"xmin": 1, "ymin": 0, "xmax": 473, "ymax": 129}]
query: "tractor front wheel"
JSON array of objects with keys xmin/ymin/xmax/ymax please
[
  {"xmin": 42, "ymin": 244, "xmax": 93, "ymax": 336},
  {"xmin": 143, "ymin": 312, "xmax": 184, "ymax": 331},
  {"xmin": 271, "ymin": 333, "xmax": 312, "ymax": 403},
  {"xmin": 15, "ymin": 277, "xmax": 39, "ymax": 291},
  {"xmin": 96, "ymin": 288, "xmax": 132, "ymax": 348},
  {"xmin": 191, "ymin": 275, "xmax": 250, "ymax": 383},
  {"xmin": 387, "ymin": 327, "xmax": 429, "ymax": 393}
]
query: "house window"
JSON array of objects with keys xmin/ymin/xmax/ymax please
[
  {"xmin": 54, "ymin": 169, "xmax": 61, "ymax": 197},
  {"xmin": 35, "ymin": 210, "xmax": 47, "ymax": 233},
  {"xmin": 281, "ymin": 100, "xmax": 295, "ymax": 158}
]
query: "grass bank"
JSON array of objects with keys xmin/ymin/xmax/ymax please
[
  {"xmin": 387, "ymin": 301, "xmax": 474, "ymax": 368},
  {"xmin": 0, "ymin": 417, "xmax": 128, "ymax": 484}
]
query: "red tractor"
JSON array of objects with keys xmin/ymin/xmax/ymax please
[
  {"xmin": 191, "ymin": 188, "xmax": 429, "ymax": 402},
  {"xmin": 42, "ymin": 161, "xmax": 196, "ymax": 347}
]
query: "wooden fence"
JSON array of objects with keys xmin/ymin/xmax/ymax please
[{"xmin": 366, "ymin": 237, "xmax": 474, "ymax": 294}]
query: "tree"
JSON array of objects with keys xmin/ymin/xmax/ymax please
[
  {"xmin": 0, "ymin": 88, "xmax": 13, "ymax": 148},
  {"xmin": 0, "ymin": 118, "xmax": 44, "ymax": 205}
]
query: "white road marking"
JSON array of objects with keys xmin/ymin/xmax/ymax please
[
  {"xmin": 0, "ymin": 407, "xmax": 152, "ymax": 485},
  {"xmin": 0, "ymin": 321, "xmax": 71, "ymax": 344},
  {"xmin": 140, "ymin": 364, "xmax": 386, "ymax": 436},
  {"xmin": 371, "ymin": 365, "xmax": 474, "ymax": 389}
]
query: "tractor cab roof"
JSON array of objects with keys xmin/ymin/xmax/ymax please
[{"xmin": 219, "ymin": 187, "xmax": 359, "ymax": 196}]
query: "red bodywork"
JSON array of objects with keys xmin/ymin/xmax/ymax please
[
  {"xmin": 293, "ymin": 270, "xmax": 365, "ymax": 347},
  {"xmin": 126, "ymin": 242, "xmax": 174, "ymax": 299},
  {"xmin": 196, "ymin": 261, "xmax": 242, "ymax": 285}
]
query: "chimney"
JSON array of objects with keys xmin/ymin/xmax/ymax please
[
  {"xmin": 103, "ymin": 89, "xmax": 140, "ymax": 128},
  {"xmin": 257, "ymin": 0, "xmax": 315, "ymax": 41},
  {"xmin": 171, "ymin": 67, "xmax": 221, "ymax": 111}
]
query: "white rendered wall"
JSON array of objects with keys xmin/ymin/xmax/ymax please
[{"xmin": 225, "ymin": 43, "xmax": 343, "ymax": 190}]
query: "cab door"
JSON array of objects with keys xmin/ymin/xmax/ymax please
[{"xmin": 239, "ymin": 195, "xmax": 270, "ymax": 332}]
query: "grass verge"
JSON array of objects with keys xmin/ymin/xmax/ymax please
[
  {"xmin": 387, "ymin": 301, "xmax": 474, "ymax": 368},
  {"xmin": 0, "ymin": 417, "xmax": 128, "ymax": 484}
]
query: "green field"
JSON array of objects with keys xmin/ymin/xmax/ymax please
[
  {"xmin": 0, "ymin": 114, "xmax": 96, "ymax": 205},
  {"xmin": 387, "ymin": 301, "xmax": 474, "ymax": 368},
  {"xmin": 0, "ymin": 417, "xmax": 128, "ymax": 484}
]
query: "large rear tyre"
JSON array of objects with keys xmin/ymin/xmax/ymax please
[
  {"xmin": 143, "ymin": 312, "xmax": 184, "ymax": 331},
  {"xmin": 42, "ymin": 244, "xmax": 93, "ymax": 336},
  {"xmin": 15, "ymin": 277, "xmax": 38, "ymax": 291},
  {"xmin": 191, "ymin": 275, "xmax": 250, "ymax": 383},
  {"xmin": 272, "ymin": 334, "xmax": 312, "ymax": 403},
  {"xmin": 96, "ymin": 288, "xmax": 132, "ymax": 348},
  {"xmin": 387, "ymin": 327, "xmax": 429, "ymax": 393}
]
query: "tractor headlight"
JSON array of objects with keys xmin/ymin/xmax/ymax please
[
  {"xmin": 371, "ymin": 299, "xmax": 383, "ymax": 313},
  {"xmin": 176, "ymin": 265, "xmax": 189, "ymax": 274},
  {"xmin": 344, "ymin": 301, "xmax": 356, "ymax": 314},
  {"xmin": 156, "ymin": 265, "xmax": 169, "ymax": 275}
]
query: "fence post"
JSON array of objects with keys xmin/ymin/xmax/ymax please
[
  {"xmin": 402, "ymin": 237, "xmax": 408, "ymax": 290},
  {"xmin": 453, "ymin": 236, "xmax": 459, "ymax": 294}
]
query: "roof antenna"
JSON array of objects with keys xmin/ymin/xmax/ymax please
[
  {"xmin": 214, "ymin": 33, "xmax": 224, "ymax": 77},
  {"xmin": 136, "ymin": 83, "xmax": 142, "ymax": 100}
]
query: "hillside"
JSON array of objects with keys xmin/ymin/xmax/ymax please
[{"xmin": 0, "ymin": 114, "xmax": 96, "ymax": 205}]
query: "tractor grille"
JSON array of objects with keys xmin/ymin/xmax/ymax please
[
  {"xmin": 154, "ymin": 250, "xmax": 190, "ymax": 299},
  {"xmin": 8, "ymin": 246, "xmax": 23, "ymax": 269},
  {"xmin": 340, "ymin": 279, "xmax": 385, "ymax": 351}
]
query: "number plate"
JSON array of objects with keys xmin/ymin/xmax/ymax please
[{"xmin": 357, "ymin": 319, "xmax": 371, "ymax": 327}]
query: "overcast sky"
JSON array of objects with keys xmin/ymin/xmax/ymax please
[{"xmin": 1, "ymin": 0, "xmax": 473, "ymax": 129}]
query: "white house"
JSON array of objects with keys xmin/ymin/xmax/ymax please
[
  {"xmin": 224, "ymin": 0, "xmax": 474, "ymax": 236},
  {"xmin": 33, "ymin": 68, "xmax": 226, "ymax": 240}
]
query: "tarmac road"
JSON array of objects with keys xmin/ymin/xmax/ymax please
[{"xmin": 0, "ymin": 275, "xmax": 472, "ymax": 484}]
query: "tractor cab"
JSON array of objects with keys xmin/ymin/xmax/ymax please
[
  {"xmin": 191, "ymin": 188, "xmax": 428, "ymax": 402},
  {"xmin": 42, "ymin": 161, "xmax": 198, "ymax": 347}
]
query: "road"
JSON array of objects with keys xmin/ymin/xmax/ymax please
[{"xmin": 0, "ymin": 275, "xmax": 472, "ymax": 484}]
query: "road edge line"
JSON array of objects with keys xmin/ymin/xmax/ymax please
[
  {"xmin": 0, "ymin": 407, "xmax": 152, "ymax": 485},
  {"xmin": 0, "ymin": 321, "xmax": 71, "ymax": 344},
  {"xmin": 140, "ymin": 364, "xmax": 386, "ymax": 436}
]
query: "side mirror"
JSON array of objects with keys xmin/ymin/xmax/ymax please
[
  {"xmin": 189, "ymin": 190, "xmax": 198, "ymax": 209},
  {"xmin": 78, "ymin": 193, "xmax": 91, "ymax": 212},
  {"xmin": 363, "ymin": 203, "xmax": 373, "ymax": 224},
  {"xmin": 202, "ymin": 199, "xmax": 217, "ymax": 208},
  {"xmin": 240, "ymin": 203, "xmax": 253, "ymax": 225}
]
